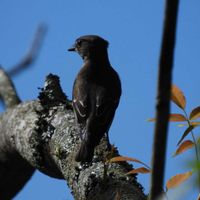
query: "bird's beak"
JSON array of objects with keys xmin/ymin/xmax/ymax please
[{"xmin": 68, "ymin": 45, "xmax": 76, "ymax": 51}]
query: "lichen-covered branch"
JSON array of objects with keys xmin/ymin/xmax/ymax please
[
  {"xmin": 0, "ymin": 73, "xmax": 146, "ymax": 200},
  {"xmin": 0, "ymin": 67, "xmax": 34, "ymax": 199}
]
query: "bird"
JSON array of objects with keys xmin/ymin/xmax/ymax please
[{"xmin": 68, "ymin": 35, "xmax": 121, "ymax": 162}]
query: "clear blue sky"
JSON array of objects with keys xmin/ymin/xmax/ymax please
[{"xmin": 0, "ymin": 1, "xmax": 200, "ymax": 200}]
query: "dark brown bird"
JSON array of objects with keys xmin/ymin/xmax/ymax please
[{"xmin": 68, "ymin": 35, "xmax": 121, "ymax": 162}]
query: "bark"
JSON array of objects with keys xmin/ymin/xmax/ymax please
[
  {"xmin": 0, "ymin": 70, "xmax": 146, "ymax": 200},
  {"xmin": 0, "ymin": 68, "xmax": 35, "ymax": 200}
]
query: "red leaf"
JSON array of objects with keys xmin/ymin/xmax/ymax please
[
  {"xmin": 168, "ymin": 114, "xmax": 187, "ymax": 122},
  {"xmin": 171, "ymin": 85, "xmax": 186, "ymax": 110},
  {"xmin": 189, "ymin": 106, "xmax": 200, "ymax": 120},
  {"xmin": 191, "ymin": 122, "xmax": 200, "ymax": 126},
  {"xmin": 108, "ymin": 156, "xmax": 150, "ymax": 169},
  {"xmin": 177, "ymin": 121, "xmax": 200, "ymax": 127},
  {"xmin": 173, "ymin": 140, "xmax": 194, "ymax": 156},
  {"xmin": 127, "ymin": 167, "xmax": 151, "ymax": 175},
  {"xmin": 148, "ymin": 114, "xmax": 186, "ymax": 122},
  {"xmin": 166, "ymin": 171, "xmax": 193, "ymax": 189}
]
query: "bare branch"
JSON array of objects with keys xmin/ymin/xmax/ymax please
[
  {"xmin": 0, "ymin": 67, "xmax": 21, "ymax": 108},
  {"xmin": 8, "ymin": 24, "xmax": 47, "ymax": 77},
  {"xmin": 149, "ymin": 0, "xmax": 179, "ymax": 199}
]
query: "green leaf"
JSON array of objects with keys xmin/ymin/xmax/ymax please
[{"xmin": 177, "ymin": 122, "xmax": 200, "ymax": 127}]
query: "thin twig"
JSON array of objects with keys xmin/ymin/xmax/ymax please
[
  {"xmin": 149, "ymin": 1, "xmax": 179, "ymax": 200},
  {"xmin": 8, "ymin": 23, "xmax": 47, "ymax": 76}
]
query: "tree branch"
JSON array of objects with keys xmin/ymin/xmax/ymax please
[
  {"xmin": 0, "ymin": 74, "xmax": 146, "ymax": 200},
  {"xmin": 0, "ymin": 67, "xmax": 21, "ymax": 108},
  {"xmin": 149, "ymin": 0, "xmax": 179, "ymax": 199},
  {"xmin": 8, "ymin": 24, "xmax": 47, "ymax": 77}
]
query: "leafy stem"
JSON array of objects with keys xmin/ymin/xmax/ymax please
[{"xmin": 183, "ymin": 109, "xmax": 200, "ymax": 190}]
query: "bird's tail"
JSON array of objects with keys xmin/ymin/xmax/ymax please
[{"xmin": 75, "ymin": 140, "xmax": 95, "ymax": 162}]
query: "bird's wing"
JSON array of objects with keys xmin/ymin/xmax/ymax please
[
  {"xmin": 73, "ymin": 98, "xmax": 88, "ymax": 121},
  {"xmin": 72, "ymin": 78, "xmax": 89, "ymax": 124},
  {"xmin": 95, "ymin": 92, "xmax": 120, "ymax": 126},
  {"xmin": 95, "ymin": 67, "xmax": 121, "ymax": 125}
]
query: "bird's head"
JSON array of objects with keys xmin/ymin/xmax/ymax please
[{"xmin": 68, "ymin": 35, "xmax": 109, "ymax": 60}]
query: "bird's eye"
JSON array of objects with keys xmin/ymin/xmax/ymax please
[{"xmin": 76, "ymin": 40, "xmax": 82, "ymax": 47}]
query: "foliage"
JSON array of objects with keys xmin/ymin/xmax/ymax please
[{"xmin": 108, "ymin": 84, "xmax": 200, "ymax": 197}]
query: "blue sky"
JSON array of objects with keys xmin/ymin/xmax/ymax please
[{"xmin": 0, "ymin": 1, "xmax": 200, "ymax": 200}]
